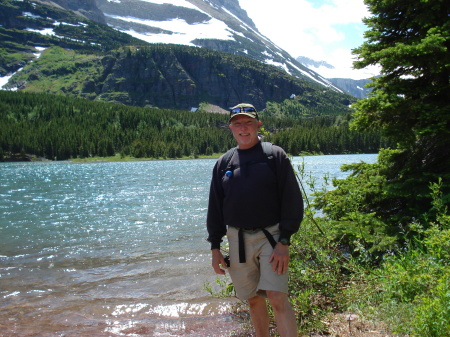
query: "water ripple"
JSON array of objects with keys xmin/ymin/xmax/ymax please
[{"xmin": 0, "ymin": 155, "xmax": 377, "ymax": 335}]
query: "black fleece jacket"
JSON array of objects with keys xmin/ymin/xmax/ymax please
[{"xmin": 206, "ymin": 142, "xmax": 304, "ymax": 250}]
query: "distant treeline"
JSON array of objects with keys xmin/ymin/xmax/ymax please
[{"xmin": 0, "ymin": 91, "xmax": 388, "ymax": 160}]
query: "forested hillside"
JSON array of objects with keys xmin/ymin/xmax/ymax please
[
  {"xmin": 7, "ymin": 44, "xmax": 353, "ymax": 111},
  {"xmin": 0, "ymin": 91, "xmax": 385, "ymax": 161}
]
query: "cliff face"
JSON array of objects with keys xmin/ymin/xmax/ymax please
[
  {"xmin": 42, "ymin": 0, "xmax": 106, "ymax": 23},
  {"xmin": 86, "ymin": 47, "xmax": 308, "ymax": 110},
  {"xmin": 327, "ymin": 78, "xmax": 373, "ymax": 99}
]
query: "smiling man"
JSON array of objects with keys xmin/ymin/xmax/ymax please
[{"xmin": 206, "ymin": 103, "xmax": 304, "ymax": 337}]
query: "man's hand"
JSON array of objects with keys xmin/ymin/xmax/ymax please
[
  {"xmin": 211, "ymin": 249, "xmax": 227, "ymax": 275},
  {"xmin": 269, "ymin": 243, "xmax": 290, "ymax": 275}
]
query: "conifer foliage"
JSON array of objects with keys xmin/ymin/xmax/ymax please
[
  {"xmin": 314, "ymin": 0, "xmax": 450, "ymax": 256},
  {"xmin": 0, "ymin": 91, "xmax": 385, "ymax": 161}
]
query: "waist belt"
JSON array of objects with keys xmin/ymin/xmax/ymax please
[{"xmin": 238, "ymin": 227, "xmax": 277, "ymax": 263}]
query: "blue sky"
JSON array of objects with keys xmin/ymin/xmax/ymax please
[{"xmin": 238, "ymin": 0, "xmax": 378, "ymax": 79}]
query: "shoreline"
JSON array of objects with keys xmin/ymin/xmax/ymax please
[
  {"xmin": 1, "ymin": 301, "xmax": 247, "ymax": 337},
  {"xmin": 0, "ymin": 152, "xmax": 221, "ymax": 163},
  {"xmin": 1, "ymin": 151, "xmax": 367, "ymax": 163}
]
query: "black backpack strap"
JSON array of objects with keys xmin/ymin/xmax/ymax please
[
  {"xmin": 219, "ymin": 146, "xmax": 237, "ymax": 175},
  {"xmin": 220, "ymin": 142, "xmax": 275, "ymax": 177},
  {"xmin": 261, "ymin": 142, "xmax": 276, "ymax": 175},
  {"xmin": 261, "ymin": 228, "xmax": 277, "ymax": 248},
  {"xmin": 261, "ymin": 141, "xmax": 273, "ymax": 158},
  {"xmin": 238, "ymin": 228, "xmax": 245, "ymax": 263},
  {"xmin": 238, "ymin": 227, "xmax": 277, "ymax": 263}
]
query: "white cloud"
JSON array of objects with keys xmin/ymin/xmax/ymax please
[
  {"xmin": 238, "ymin": 0, "xmax": 376, "ymax": 79},
  {"xmin": 313, "ymin": 25, "xmax": 345, "ymax": 45},
  {"xmin": 239, "ymin": 0, "xmax": 369, "ymax": 54}
]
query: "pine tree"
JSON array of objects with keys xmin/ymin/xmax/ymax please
[
  {"xmin": 314, "ymin": 0, "xmax": 450, "ymax": 255},
  {"xmin": 352, "ymin": 0, "xmax": 450, "ymax": 211}
]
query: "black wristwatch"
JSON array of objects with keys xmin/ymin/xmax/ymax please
[{"xmin": 279, "ymin": 238, "xmax": 290, "ymax": 246}]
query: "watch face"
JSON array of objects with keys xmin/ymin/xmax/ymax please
[{"xmin": 280, "ymin": 238, "xmax": 290, "ymax": 246}]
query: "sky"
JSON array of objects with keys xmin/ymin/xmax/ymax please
[{"xmin": 238, "ymin": 0, "xmax": 379, "ymax": 79}]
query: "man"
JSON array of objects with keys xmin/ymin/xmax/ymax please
[{"xmin": 206, "ymin": 103, "xmax": 304, "ymax": 337}]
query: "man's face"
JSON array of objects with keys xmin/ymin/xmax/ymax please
[{"xmin": 229, "ymin": 115, "xmax": 262, "ymax": 150}]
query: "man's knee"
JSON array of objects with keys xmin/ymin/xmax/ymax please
[
  {"xmin": 266, "ymin": 290, "xmax": 289, "ymax": 310},
  {"xmin": 248, "ymin": 295, "xmax": 266, "ymax": 307}
]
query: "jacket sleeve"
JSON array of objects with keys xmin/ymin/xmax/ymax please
[
  {"xmin": 206, "ymin": 160, "xmax": 227, "ymax": 250},
  {"xmin": 275, "ymin": 146, "xmax": 304, "ymax": 242}
]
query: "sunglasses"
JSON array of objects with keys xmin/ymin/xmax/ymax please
[{"xmin": 230, "ymin": 107, "xmax": 257, "ymax": 114}]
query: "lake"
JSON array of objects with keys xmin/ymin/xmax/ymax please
[{"xmin": 0, "ymin": 154, "xmax": 377, "ymax": 336}]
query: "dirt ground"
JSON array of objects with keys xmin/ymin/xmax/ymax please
[
  {"xmin": 0, "ymin": 309, "xmax": 394, "ymax": 337},
  {"xmin": 309, "ymin": 313, "xmax": 394, "ymax": 337},
  {"xmin": 214, "ymin": 311, "xmax": 395, "ymax": 337}
]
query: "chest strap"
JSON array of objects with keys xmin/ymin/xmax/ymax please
[{"xmin": 238, "ymin": 227, "xmax": 277, "ymax": 263}]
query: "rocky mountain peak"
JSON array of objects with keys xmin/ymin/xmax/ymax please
[
  {"xmin": 42, "ymin": 0, "xmax": 106, "ymax": 23},
  {"xmin": 88, "ymin": 0, "xmax": 340, "ymax": 91}
]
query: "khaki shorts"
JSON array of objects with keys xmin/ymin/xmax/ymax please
[{"xmin": 226, "ymin": 224, "xmax": 288, "ymax": 300}]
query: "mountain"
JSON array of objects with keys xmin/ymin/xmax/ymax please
[
  {"xmin": 93, "ymin": 0, "xmax": 341, "ymax": 90},
  {"xmin": 296, "ymin": 56, "xmax": 373, "ymax": 99},
  {"xmin": 48, "ymin": 0, "xmax": 106, "ymax": 24},
  {"xmin": 296, "ymin": 56, "xmax": 335, "ymax": 71},
  {"xmin": 0, "ymin": 0, "xmax": 354, "ymax": 112},
  {"xmin": 327, "ymin": 78, "xmax": 372, "ymax": 99}
]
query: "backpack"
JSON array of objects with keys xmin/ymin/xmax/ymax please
[
  {"xmin": 219, "ymin": 141, "xmax": 276, "ymax": 177},
  {"xmin": 218, "ymin": 141, "xmax": 279, "ymax": 263}
]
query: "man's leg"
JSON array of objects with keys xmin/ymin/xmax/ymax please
[
  {"xmin": 248, "ymin": 295, "xmax": 270, "ymax": 337},
  {"xmin": 266, "ymin": 290, "xmax": 297, "ymax": 337}
]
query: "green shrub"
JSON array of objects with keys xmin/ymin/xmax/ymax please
[
  {"xmin": 345, "ymin": 182, "xmax": 450, "ymax": 336},
  {"xmin": 413, "ymin": 273, "xmax": 450, "ymax": 336}
]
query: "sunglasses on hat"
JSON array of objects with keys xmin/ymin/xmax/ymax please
[{"xmin": 230, "ymin": 106, "xmax": 257, "ymax": 115}]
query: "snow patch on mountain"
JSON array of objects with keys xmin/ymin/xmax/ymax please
[
  {"xmin": 265, "ymin": 59, "xmax": 289, "ymax": 73},
  {"xmin": 25, "ymin": 27, "xmax": 55, "ymax": 36},
  {"xmin": 1, "ymin": 47, "xmax": 47, "ymax": 90},
  {"xmin": 286, "ymin": 60, "xmax": 343, "ymax": 92},
  {"xmin": 130, "ymin": 0, "xmax": 199, "ymax": 10},
  {"xmin": 105, "ymin": 13, "xmax": 234, "ymax": 45}
]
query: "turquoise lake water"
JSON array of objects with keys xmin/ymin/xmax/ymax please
[{"xmin": 0, "ymin": 154, "xmax": 377, "ymax": 336}]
